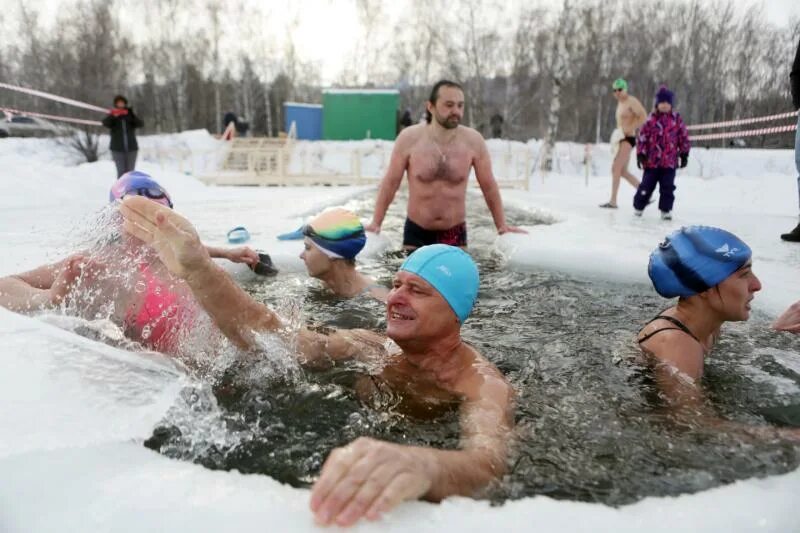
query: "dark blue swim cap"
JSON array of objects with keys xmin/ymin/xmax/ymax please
[{"xmin": 648, "ymin": 226, "xmax": 752, "ymax": 298}]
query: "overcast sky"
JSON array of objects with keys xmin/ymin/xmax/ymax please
[{"xmin": 10, "ymin": 0, "xmax": 800, "ymax": 84}]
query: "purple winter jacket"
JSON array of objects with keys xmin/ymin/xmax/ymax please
[{"xmin": 636, "ymin": 111, "xmax": 691, "ymax": 169}]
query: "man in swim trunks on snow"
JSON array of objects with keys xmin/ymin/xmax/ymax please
[
  {"xmin": 120, "ymin": 196, "xmax": 514, "ymax": 527},
  {"xmin": 600, "ymin": 78, "xmax": 647, "ymax": 209},
  {"xmin": 364, "ymin": 80, "xmax": 527, "ymax": 249}
]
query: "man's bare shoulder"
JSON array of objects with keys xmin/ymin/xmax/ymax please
[
  {"xmin": 396, "ymin": 123, "xmax": 427, "ymax": 144},
  {"xmin": 450, "ymin": 126, "xmax": 487, "ymax": 156},
  {"xmin": 457, "ymin": 344, "xmax": 512, "ymax": 398},
  {"xmin": 628, "ymin": 95, "xmax": 646, "ymax": 109},
  {"xmin": 455, "ymin": 125, "xmax": 485, "ymax": 142}
]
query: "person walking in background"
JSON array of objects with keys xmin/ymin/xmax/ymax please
[
  {"xmin": 780, "ymin": 37, "xmax": 800, "ymax": 242},
  {"xmin": 490, "ymin": 112, "xmax": 504, "ymax": 138},
  {"xmin": 600, "ymin": 78, "xmax": 647, "ymax": 209},
  {"xmin": 633, "ymin": 86, "xmax": 690, "ymax": 221},
  {"xmin": 102, "ymin": 95, "xmax": 143, "ymax": 179},
  {"xmin": 399, "ymin": 108, "xmax": 413, "ymax": 130}
]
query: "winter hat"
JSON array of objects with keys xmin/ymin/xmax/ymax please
[
  {"xmin": 612, "ymin": 78, "xmax": 628, "ymax": 91},
  {"xmin": 655, "ymin": 85, "xmax": 674, "ymax": 106},
  {"xmin": 648, "ymin": 226, "xmax": 751, "ymax": 298},
  {"xmin": 400, "ymin": 244, "xmax": 479, "ymax": 324}
]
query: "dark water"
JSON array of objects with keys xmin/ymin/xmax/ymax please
[{"xmin": 146, "ymin": 191, "xmax": 800, "ymax": 506}]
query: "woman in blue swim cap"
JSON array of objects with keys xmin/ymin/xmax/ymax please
[
  {"xmin": 638, "ymin": 225, "xmax": 761, "ymax": 379},
  {"xmin": 636, "ymin": 226, "xmax": 800, "ymax": 440}
]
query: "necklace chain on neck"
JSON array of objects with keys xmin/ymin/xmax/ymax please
[{"xmin": 430, "ymin": 128, "xmax": 456, "ymax": 163}]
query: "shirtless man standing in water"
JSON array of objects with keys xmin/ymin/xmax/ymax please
[
  {"xmin": 364, "ymin": 80, "xmax": 527, "ymax": 249},
  {"xmin": 600, "ymin": 78, "xmax": 647, "ymax": 209}
]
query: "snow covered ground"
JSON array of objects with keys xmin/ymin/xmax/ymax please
[{"xmin": 1, "ymin": 131, "xmax": 799, "ymax": 532}]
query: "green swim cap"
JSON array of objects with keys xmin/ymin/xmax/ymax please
[
  {"xmin": 612, "ymin": 78, "xmax": 628, "ymax": 91},
  {"xmin": 400, "ymin": 244, "xmax": 479, "ymax": 324}
]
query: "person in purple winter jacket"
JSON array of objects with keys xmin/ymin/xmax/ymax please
[{"xmin": 633, "ymin": 86, "xmax": 691, "ymax": 221}]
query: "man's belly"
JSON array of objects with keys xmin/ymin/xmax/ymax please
[
  {"xmin": 405, "ymin": 194, "xmax": 467, "ymax": 230},
  {"xmin": 618, "ymin": 117, "xmax": 639, "ymax": 136}
]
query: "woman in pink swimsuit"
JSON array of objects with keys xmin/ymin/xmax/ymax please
[{"xmin": 0, "ymin": 171, "xmax": 257, "ymax": 356}]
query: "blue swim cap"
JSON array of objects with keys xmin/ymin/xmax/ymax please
[
  {"xmin": 400, "ymin": 244, "xmax": 479, "ymax": 323},
  {"xmin": 648, "ymin": 226, "xmax": 752, "ymax": 298},
  {"xmin": 110, "ymin": 171, "xmax": 173, "ymax": 208}
]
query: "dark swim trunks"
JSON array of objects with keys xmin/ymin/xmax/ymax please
[
  {"xmin": 403, "ymin": 218, "xmax": 467, "ymax": 248},
  {"xmin": 624, "ymin": 136, "xmax": 636, "ymax": 147}
]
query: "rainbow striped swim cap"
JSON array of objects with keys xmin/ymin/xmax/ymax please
[{"xmin": 303, "ymin": 208, "xmax": 366, "ymax": 260}]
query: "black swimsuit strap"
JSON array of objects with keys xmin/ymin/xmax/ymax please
[{"xmin": 639, "ymin": 315, "xmax": 700, "ymax": 344}]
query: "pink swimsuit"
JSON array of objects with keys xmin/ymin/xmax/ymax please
[{"xmin": 125, "ymin": 264, "xmax": 191, "ymax": 353}]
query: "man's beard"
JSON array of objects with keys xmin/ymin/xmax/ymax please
[{"xmin": 434, "ymin": 113, "xmax": 459, "ymax": 129}]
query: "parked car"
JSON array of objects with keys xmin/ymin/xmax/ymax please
[{"xmin": 0, "ymin": 114, "xmax": 59, "ymax": 138}]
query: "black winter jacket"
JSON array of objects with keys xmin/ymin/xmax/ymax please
[
  {"xmin": 792, "ymin": 39, "xmax": 800, "ymax": 110},
  {"xmin": 102, "ymin": 108, "xmax": 144, "ymax": 152}
]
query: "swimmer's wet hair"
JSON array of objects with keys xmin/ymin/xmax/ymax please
[{"xmin": 425, "ymin": 80, "xmax": 464, "ymax": 123}]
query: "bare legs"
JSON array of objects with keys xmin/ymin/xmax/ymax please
[{"xmin": 603, "ymin": 141, "xmax": 640, "ymax": 207}]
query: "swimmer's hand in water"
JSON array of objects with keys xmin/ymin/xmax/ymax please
[
  {"xmin": 364, "ymin": 221, "xmax": 381, "ymax": 234},
  {"xmin": 120, "ymin": 196, "xmax": 209, "ymax": 279},
  {"xmin": 224, "ymin": 246, "xmax": 259, "ymax": 266},
  {"xmin": 310, "ymin": 437, "xmax": 435, "ymax": 527},
  {"xmin": 498, "ymin": 224, "xmax": 528, "ymax": 235},
  {"xmin": 772, "ymin": 301, "xmax": 800, "ymax": 334}
]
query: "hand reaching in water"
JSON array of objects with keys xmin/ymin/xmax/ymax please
[
  {"xmin": 310, "ymin": 437, "xmax": 435, "ymax": 527},
  {"xmin": 225, "ymin": 246, "xmax": 259, "ymax": 267},
  {"xmin": 120, "ymin": 196, "xmax": 209, "ymax": 280},
  {"xmin": 497, "ymin": 224, "xmax": 528, "ymax": 235},
  {"xmin": 364, "ymin": 221, "xmax": 381, "ymax": 234},
  {"xmin": 772, "ymin": 301, "xmax": 800, "ymax": 334}
]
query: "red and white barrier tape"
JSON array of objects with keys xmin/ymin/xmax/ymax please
[
  {"xmin": 0, "ymin": 82, "xmax": 108, "ymax": 113},
  {"xmin": 0, "ymin": 107, "xmax": 102, "ymax": 126},
  {"xmin": 687, "ymin": 110, "xmax": 799, "ymax": 131},
  {"xmin": 689, "ymin": 122, "xmax": 797, "ymax": 141}
]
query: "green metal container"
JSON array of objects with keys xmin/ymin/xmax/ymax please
[{"xmin": 322, "ymin": 89, "xmax": 399, "ymax": 140}]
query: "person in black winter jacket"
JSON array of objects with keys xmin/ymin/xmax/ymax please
[
  {"xmin": 102, "ymin": 95, "xmax": 144, "ymax": 179},
  {"xmin": 780, "ymin": 39, "xmax": 800, "ymax": 242}
]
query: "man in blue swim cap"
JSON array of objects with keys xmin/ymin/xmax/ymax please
[{"xmin": 118, "ymin": 197, "xmax": 514, "ymax": 527}]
